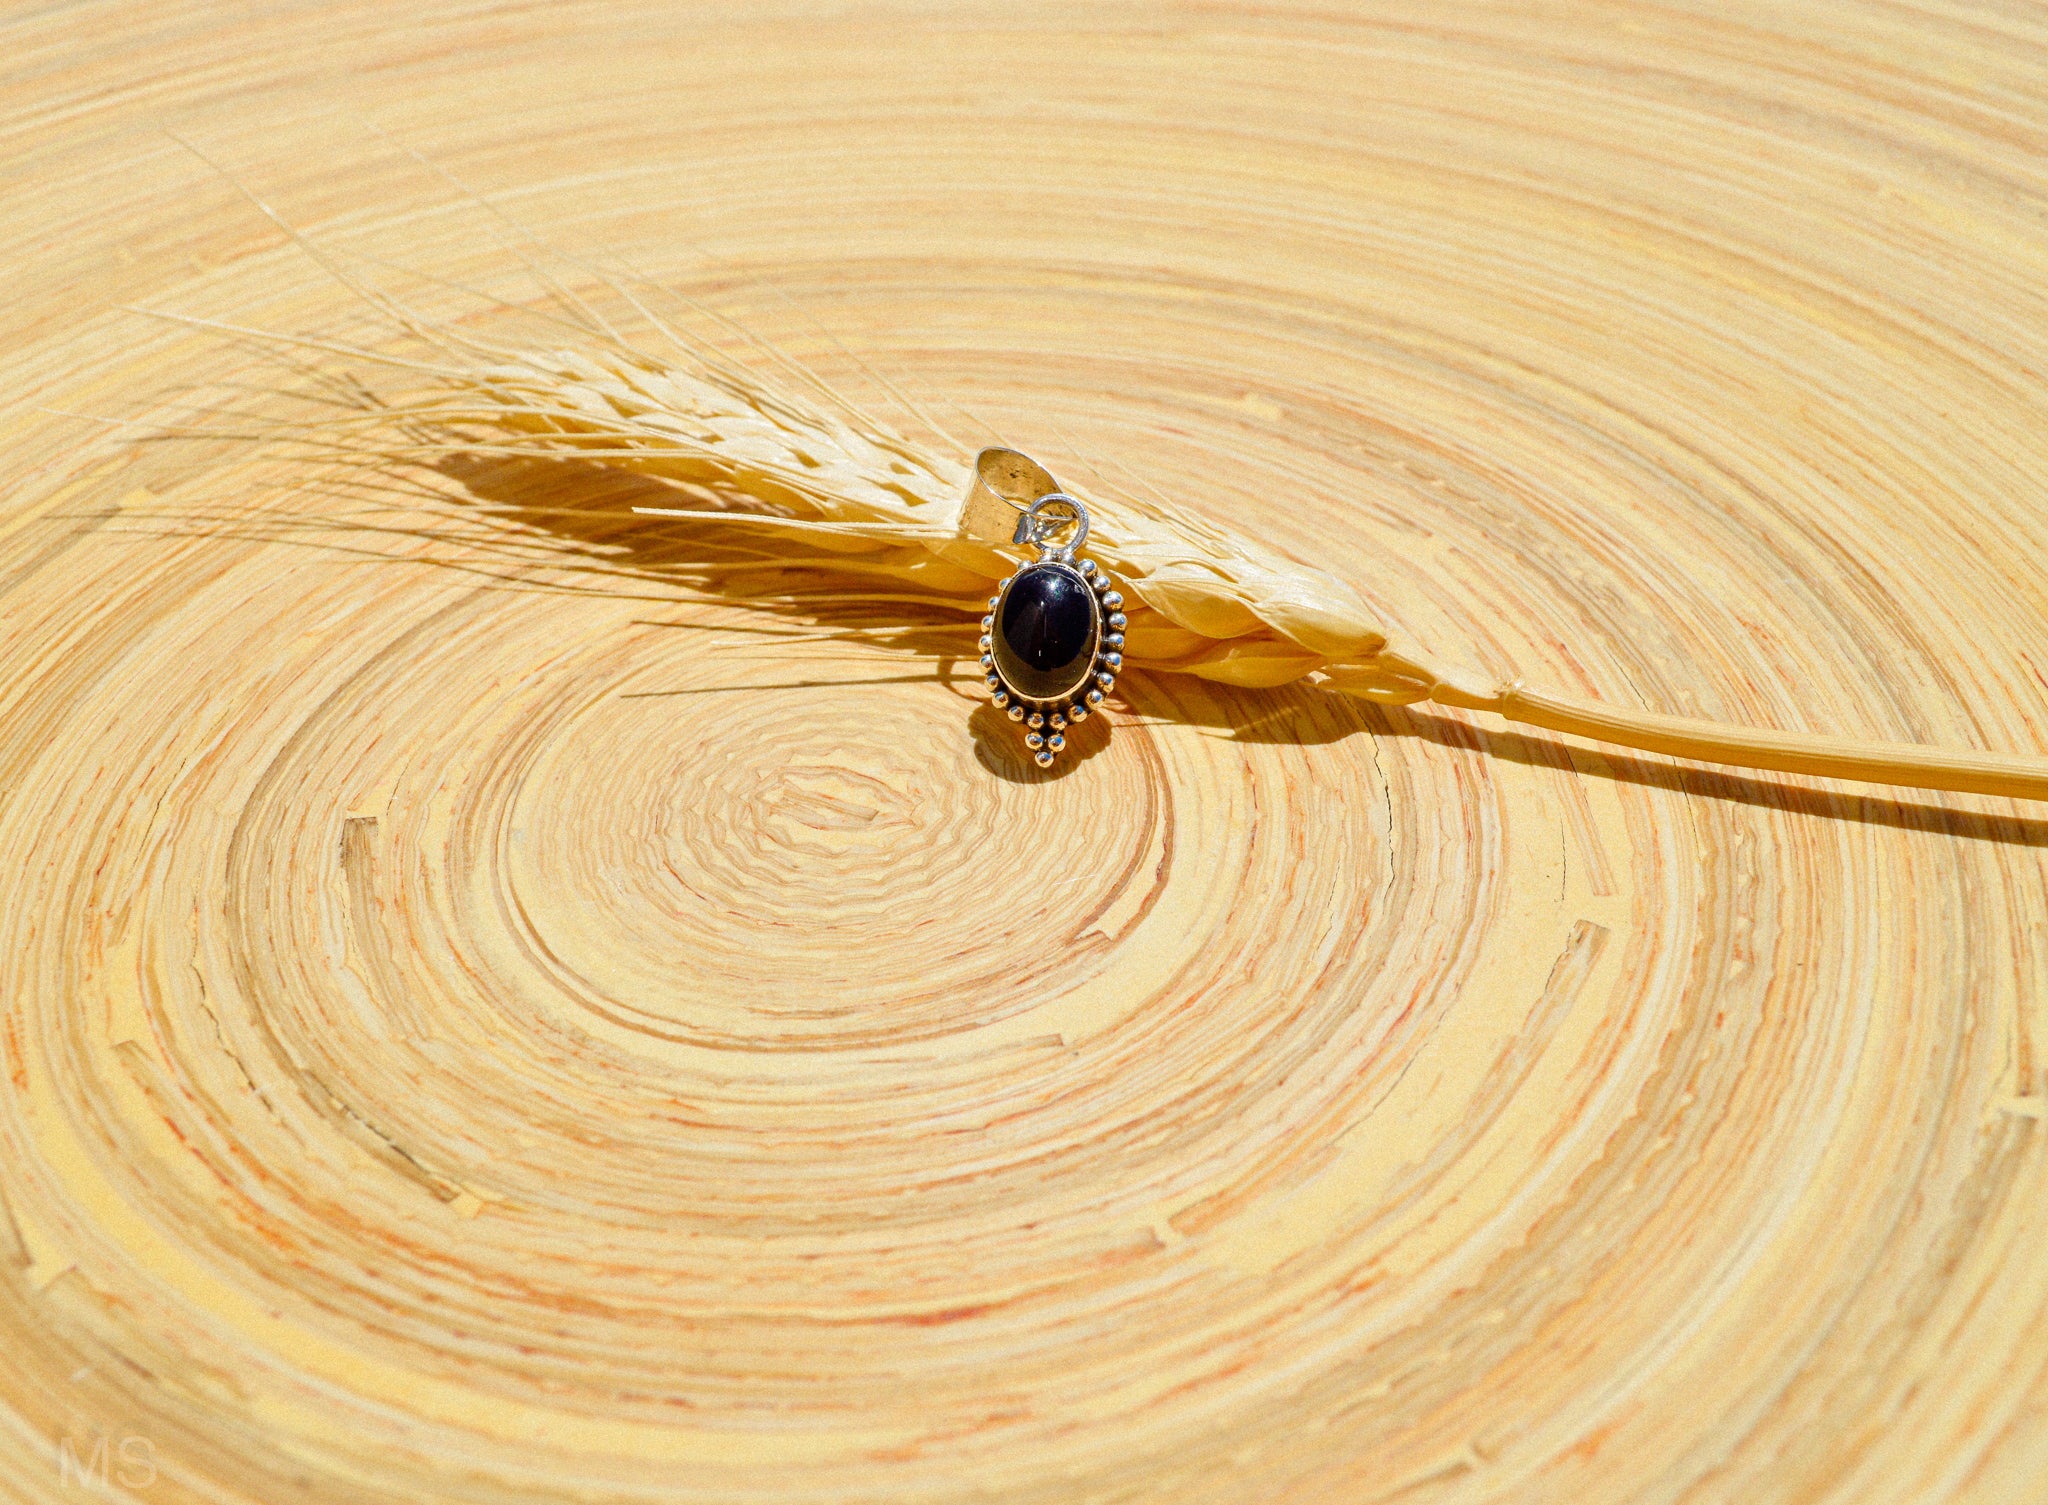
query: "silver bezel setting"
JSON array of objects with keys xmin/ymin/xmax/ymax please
[{"xmin": 986, "ymin": 554, "xmax": 1121, "ymax": 769}]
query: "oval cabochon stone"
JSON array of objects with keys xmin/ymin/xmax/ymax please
[{"xmin": 994, "ymin": 564, "xmax": 1100, "ymax": 702}]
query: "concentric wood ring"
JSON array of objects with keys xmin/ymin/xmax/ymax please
[{"xmin": 3, "ymin": 4, "xmax": 2048, "ymax": 1502}]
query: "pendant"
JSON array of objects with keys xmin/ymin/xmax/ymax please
[{"xmin": 979, "ymin": 492, "xmax": 1125, "ymax": 768}]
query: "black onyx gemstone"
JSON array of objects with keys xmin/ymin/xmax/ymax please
[{"xmin": 993, "ymin": 563, "xmax": 1101, "ymax": 702}]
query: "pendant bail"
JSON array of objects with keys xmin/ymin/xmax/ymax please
[
  {"xmin": 959, "ymin": 447, "xmax": 1061, "ymax": 549},
  {"xmin": 1013, "ymin": 492, "xmax": 1089, "ymax": 559}
]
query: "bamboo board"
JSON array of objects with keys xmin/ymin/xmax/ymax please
[{"xmin": 4, "ymin": 3, "xmax": 2048, "ymax": 1501}]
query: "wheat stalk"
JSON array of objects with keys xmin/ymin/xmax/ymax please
[
  {"xmin": 139, "ymin": 159, "xmax": 2048, "ymax": 804},
  {"xmin": 319, "ymin": 328, "xmax": 2044, "ymax": 802}
]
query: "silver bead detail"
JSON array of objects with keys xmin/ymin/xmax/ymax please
[
  {"xmin": 1027, "ymin": 712, "xmax": 1045, "ymax": 729},
  {"xmin": 1070, "ymin": 703, "xmax": 1089, "ymax": 721},
  {"xmin": 1103, "ymin": 652, "xmax": 1122, "ymax": 670},
  {"xmin": 1049, "ymin": 713, "xmax": 1066, "ymax": 730},
  {"xmin": 1101, "ymin": 591, "xmax": 1123, "ymax": 611},
  {"xmin": 1034, "ymin": 750, "xmax": 1055, "ymax": 768},
  {"xmin": 1080, "ymin": 559, "xmax": 1098, "ymax": 578},
  {"xmin": 985, "ymin": 673, "xmax": 1001, "ymax": 691},
  {"xmin": 1086, "ymin": 689, "xmax": 1103, "ymax": 707},
  {"xmin": 1025, "ymin": 731, "xmax": 1044, "ymax": 750},
  {"xmin": 1104, "ymin": 633, "xmax": 1124, "ymax": 651},
  {"xmin": 988, "ymin": 596, "xmax": 1001, "ymax": 610},
  {"xmin": 1108, "ymin": 613, "xmax": 1127, "ymax": 631},
  {"xmin": 981, "ymin": 614, "xmax": 994, "ymax": 632},
  {"xmin": 1097, "ymin": 671, "xmax": 1115, "ymax": 690},
  {"xmin": 1047, "ymin": 732, "xmax": 1066, "ymax": 752},
  {"xmin": 992, "ymin": 690, "xmax": 1009, "ymax": 708},
  {"xmin": 979, "ymin": 634, "xmax": 992, "ymax": 653},
  {"xmin": 1007, "ymin": 705, "xmax": 1025, "ymax": 721},
  {"xmin": 980, "ymin": 653, "xmax": 994, "ymax": 671}
]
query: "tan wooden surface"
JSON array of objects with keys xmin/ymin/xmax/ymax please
[{"xmin": 5, "ymin": 4, "xmax": 2048, "ymax": 1502}]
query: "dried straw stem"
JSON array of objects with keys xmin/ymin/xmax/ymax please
[{"xmin": 333, "ymin": 316, "xmax": 2048, "ymax": 805}]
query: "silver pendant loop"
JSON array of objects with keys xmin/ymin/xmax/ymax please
[{"xmin": 1011, "ymin": 492, "xmax": 1089, "ymax": 560}]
